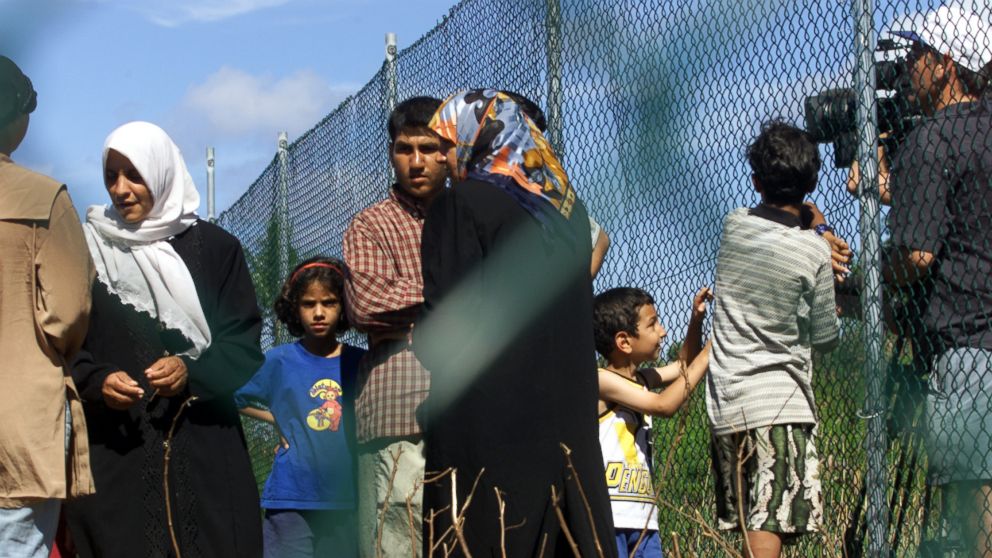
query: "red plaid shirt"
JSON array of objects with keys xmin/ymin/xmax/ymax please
[{"xmin": 344, "ymin": 185, "xmax": 431, "ymax": 442}]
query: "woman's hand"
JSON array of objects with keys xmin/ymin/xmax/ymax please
[
  {"xmin": 145, "ymin": 355, "xmax": 188, "ymax": 397},
  {"xmin": 102, "ymin": 371, "xmax": 144, "ymax": 410}
]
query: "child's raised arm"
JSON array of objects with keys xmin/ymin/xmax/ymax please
[
  {"xmin": 651, "ymin": 286, "xmax": 711, "ymax": 383},
  {"xmin": 679, "ymin": 286, "xmax": 711, "ymax": 364},
  {"xmin": 599, "ymin": 340, "xmax": 711, "ymax": 418}
]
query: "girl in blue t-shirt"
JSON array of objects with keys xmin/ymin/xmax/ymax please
[{"xmin": 235, "ymin": 256, "xmax": 364, "ymax": 558}]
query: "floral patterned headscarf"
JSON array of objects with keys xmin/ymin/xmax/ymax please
[{"xmin": 430, "ymin": 89, "xmax": 577, "ymax": 222}]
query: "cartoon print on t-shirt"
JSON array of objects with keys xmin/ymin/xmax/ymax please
[{"xmin": 307, "ymin": 378, "xmax": 343, "ymax": 431}]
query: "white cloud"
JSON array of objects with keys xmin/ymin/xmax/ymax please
[
  {"xmin": 177, "ymin": 66, "xmax": 354, "ymax": 139},
  {"xmin": 81, "ymin": 0, "xmax": 293, "ymax": 27},
  {"xmin": 162, "ymin": 66, "xmax": 356, "ymax": 215}
]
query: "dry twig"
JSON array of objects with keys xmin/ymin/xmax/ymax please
[
  {"xmin": 163, "ymin": 395, "xmax": 198, "ymax": 558},
  {"xmin": 422, "ymin": 466, "xmax": 485, "ymax": 557},
  {"xmin": 495, "ymin": 488, "xmax": 507, "ymax": 558},
  {"xmin": 406, "ymin": 480, "xmax": 422, "ymax": 558},
  {"xmin": 656, "ymin": 499, "xmax": 743, "ymax": 558},
  {"xmin": 559, "ymin": 443, "xmax": 606, "ymax": 557},
  {"xmin": 375, "ymin": 446, "xmax": 405, "ymax": 558},
  {"xmin": 550, "ymin": 485, "xmax": 581, "ymax": 557}
]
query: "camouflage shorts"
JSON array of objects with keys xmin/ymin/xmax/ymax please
[{"xmin": 711, "ymin": 424, "xmax": 823, "ymax": 538}]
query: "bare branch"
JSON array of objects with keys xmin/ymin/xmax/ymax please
[
  {"xmin": 406, "ymin": 479, "xmax": 422, "ymax": 558},
  {"xmin": 375, "ymin": 446, "xmax": 405, "ymax": 558},
  {"xmin": 656, "ymin": 499, "xmax": 743, "ymax": 558},
  {"xmin": 163, "ymin": 395, "xmax": 198, "ymax": 558},
  {"xmin": 550, "ymin": 484, "xmax": 581, "ymax": 557},
  {"xmin": 560, "ymin": 443, "xmax": 606, "ymax": 557},
  {"xmin": 495, "ymin": 487, "xmax": 507, "ymax": 558}
]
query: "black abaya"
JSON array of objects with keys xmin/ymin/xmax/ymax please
[
  {"xmin": 67, "ymin": 220, "xmax": 264, "ymax": 558},
  {"xmin": 415, "ymin": 178, "xmax": 617, "ymax": 557}
]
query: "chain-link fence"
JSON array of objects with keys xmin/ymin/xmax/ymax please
[{"xmin": 217, "ymin": 0, "xmax": 992, "ymax": 555}]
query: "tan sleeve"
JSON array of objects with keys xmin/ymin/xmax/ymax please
[{"xmin": 35, "ymin": 189, "xmax": 94, "ymax": 362}]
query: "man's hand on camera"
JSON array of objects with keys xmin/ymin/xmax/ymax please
[{"xmin": 845, "ymin": 139, "xmax": 891, "ymax": 205}]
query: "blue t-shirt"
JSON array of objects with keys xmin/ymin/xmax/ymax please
[{"xmin": 234, "ymin": 341, "xmax": 364, "ymax": 510}]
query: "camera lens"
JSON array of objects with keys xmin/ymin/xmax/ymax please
[{"xmin": 804, "ymin": 89, "xmax": 856, "ymax": 143}]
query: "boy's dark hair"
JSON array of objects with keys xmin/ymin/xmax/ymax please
[
  {"xmin": 502, "ymin": 90, "xmax": 547, "ymax": 132},
  {"xmin": 388, "ymin": 96, "xmax": 442, "ymax": 142},
  {"xmin": 274, "ymin": 256, "xmax": 349, "ymax": 337},
  {"xmin": 747, "ymin": 120, "xmax": 821, "ymax": 205},
  {"xmin": 593, "ymin": 287, "xmax": 655, "ymax": 358}
]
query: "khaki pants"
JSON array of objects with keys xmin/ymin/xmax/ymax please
[{"xmin": 358, "ymin": 437, "xmax": 424, "ymax": 558}]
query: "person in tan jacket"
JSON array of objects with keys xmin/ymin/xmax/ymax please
[{"xmin": 0, "ymin": 55, "xmax": 94, "ymax": 558}]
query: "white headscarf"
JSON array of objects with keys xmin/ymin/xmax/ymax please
[{"xmin": 83, "ymin": 121, "xmax": 211, "ymax": 359}]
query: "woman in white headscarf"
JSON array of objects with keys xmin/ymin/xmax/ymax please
[{"xmin": 66, "ymin": 122, "xmax": 264, "ymax": 558}]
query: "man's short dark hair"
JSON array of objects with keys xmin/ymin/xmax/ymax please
[
  {"xmin": 593, "ymin": 287, "xmax": 654, "ymax": 358},
  {"xmin": 747, "ymin": 120, "xmax": 821, "ymax": 205},
  {"xmin": 388, "ymin": 96, "xmax": 442, "ymax": 142}
]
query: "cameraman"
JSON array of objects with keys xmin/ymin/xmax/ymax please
[{"xmin": 881, "ymin": 5, "xmax": 992, "ymax": 555}]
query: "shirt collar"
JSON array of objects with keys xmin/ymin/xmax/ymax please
[
  {"xmin": 389, "ymin": 184, "xmax": 429, "ymax": 219},
  {"xmin": 748, "ymin": 203, "xmax": 802, "ymax": 228}
]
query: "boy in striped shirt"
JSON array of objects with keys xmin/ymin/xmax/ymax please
[{"xmin": 707, "ymin": 121, "xmax": 840, "ymax": 558}]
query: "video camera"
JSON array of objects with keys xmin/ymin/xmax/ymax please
[{"xmin": 804, "ymin": 39, "xmax": 923, "ymax": 168}]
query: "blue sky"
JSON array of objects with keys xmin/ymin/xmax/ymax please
[{"xmin": 1, "ymin": 0, "xmax": 458, "ymax": 216}]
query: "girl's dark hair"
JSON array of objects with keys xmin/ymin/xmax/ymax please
[
  {"xmin": 593, "ymin": 287, "xmax": 655, "ymax": 358},
  {"xmin": 747, "ymin": 120, "xmax": 821, "ymax": 204},
  {"xmin": 274, "ymin": 256, "xmax": 349, "ymax": 337}
]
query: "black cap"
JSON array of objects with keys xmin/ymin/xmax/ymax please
[{"xmin": 0, "ymin": 56, "xmax": 36, "ymax": 128}]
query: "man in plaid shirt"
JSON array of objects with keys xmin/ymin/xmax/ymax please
[{"xmin": 343, "ymin": 96, "xmax": 445, "ymax": 558}]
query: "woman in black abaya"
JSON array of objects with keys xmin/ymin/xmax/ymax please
[
  {"xmin": 415, "ymin": 89, "xmax": 617, "ymax": 557},
  {"xmin": 67, "ymin": 121, "xmax": 264, "ymax": 558}
]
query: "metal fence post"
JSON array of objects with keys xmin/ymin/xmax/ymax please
[
  {"xmin": 545, "ymin": 0, "xmax": 564, "ymax": 156},
  {"xmin": 276, "ymin": 131, "xmax": 291, "ymax": 343},
  {"xmin": 385, "ymin": 32, "xmax": 398, "ymax": 183},
  {"xmin": 385, "ymin": 32, "xmax": 398, "ymax": 112},
  {"xmin": 206, "ymin": 146, "xmax": 215, "ymax": 222},
  {"xmin": 852, "ymin": 0, "xmax": 889, "ymax": 555}
]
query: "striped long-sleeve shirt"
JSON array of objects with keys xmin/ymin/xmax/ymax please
[{"xmin": 706, "ymin": 206, "xmax": 839, "ymax": 436}]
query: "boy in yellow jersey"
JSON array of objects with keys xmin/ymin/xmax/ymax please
[{"xmin": 592, "ymin": 287, "xmax": 712, "ymax": 558}]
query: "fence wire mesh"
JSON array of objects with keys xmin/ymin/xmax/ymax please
[{"xmin": 216, "ymin": 0, "xmax": 992, "ymax": 555}]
